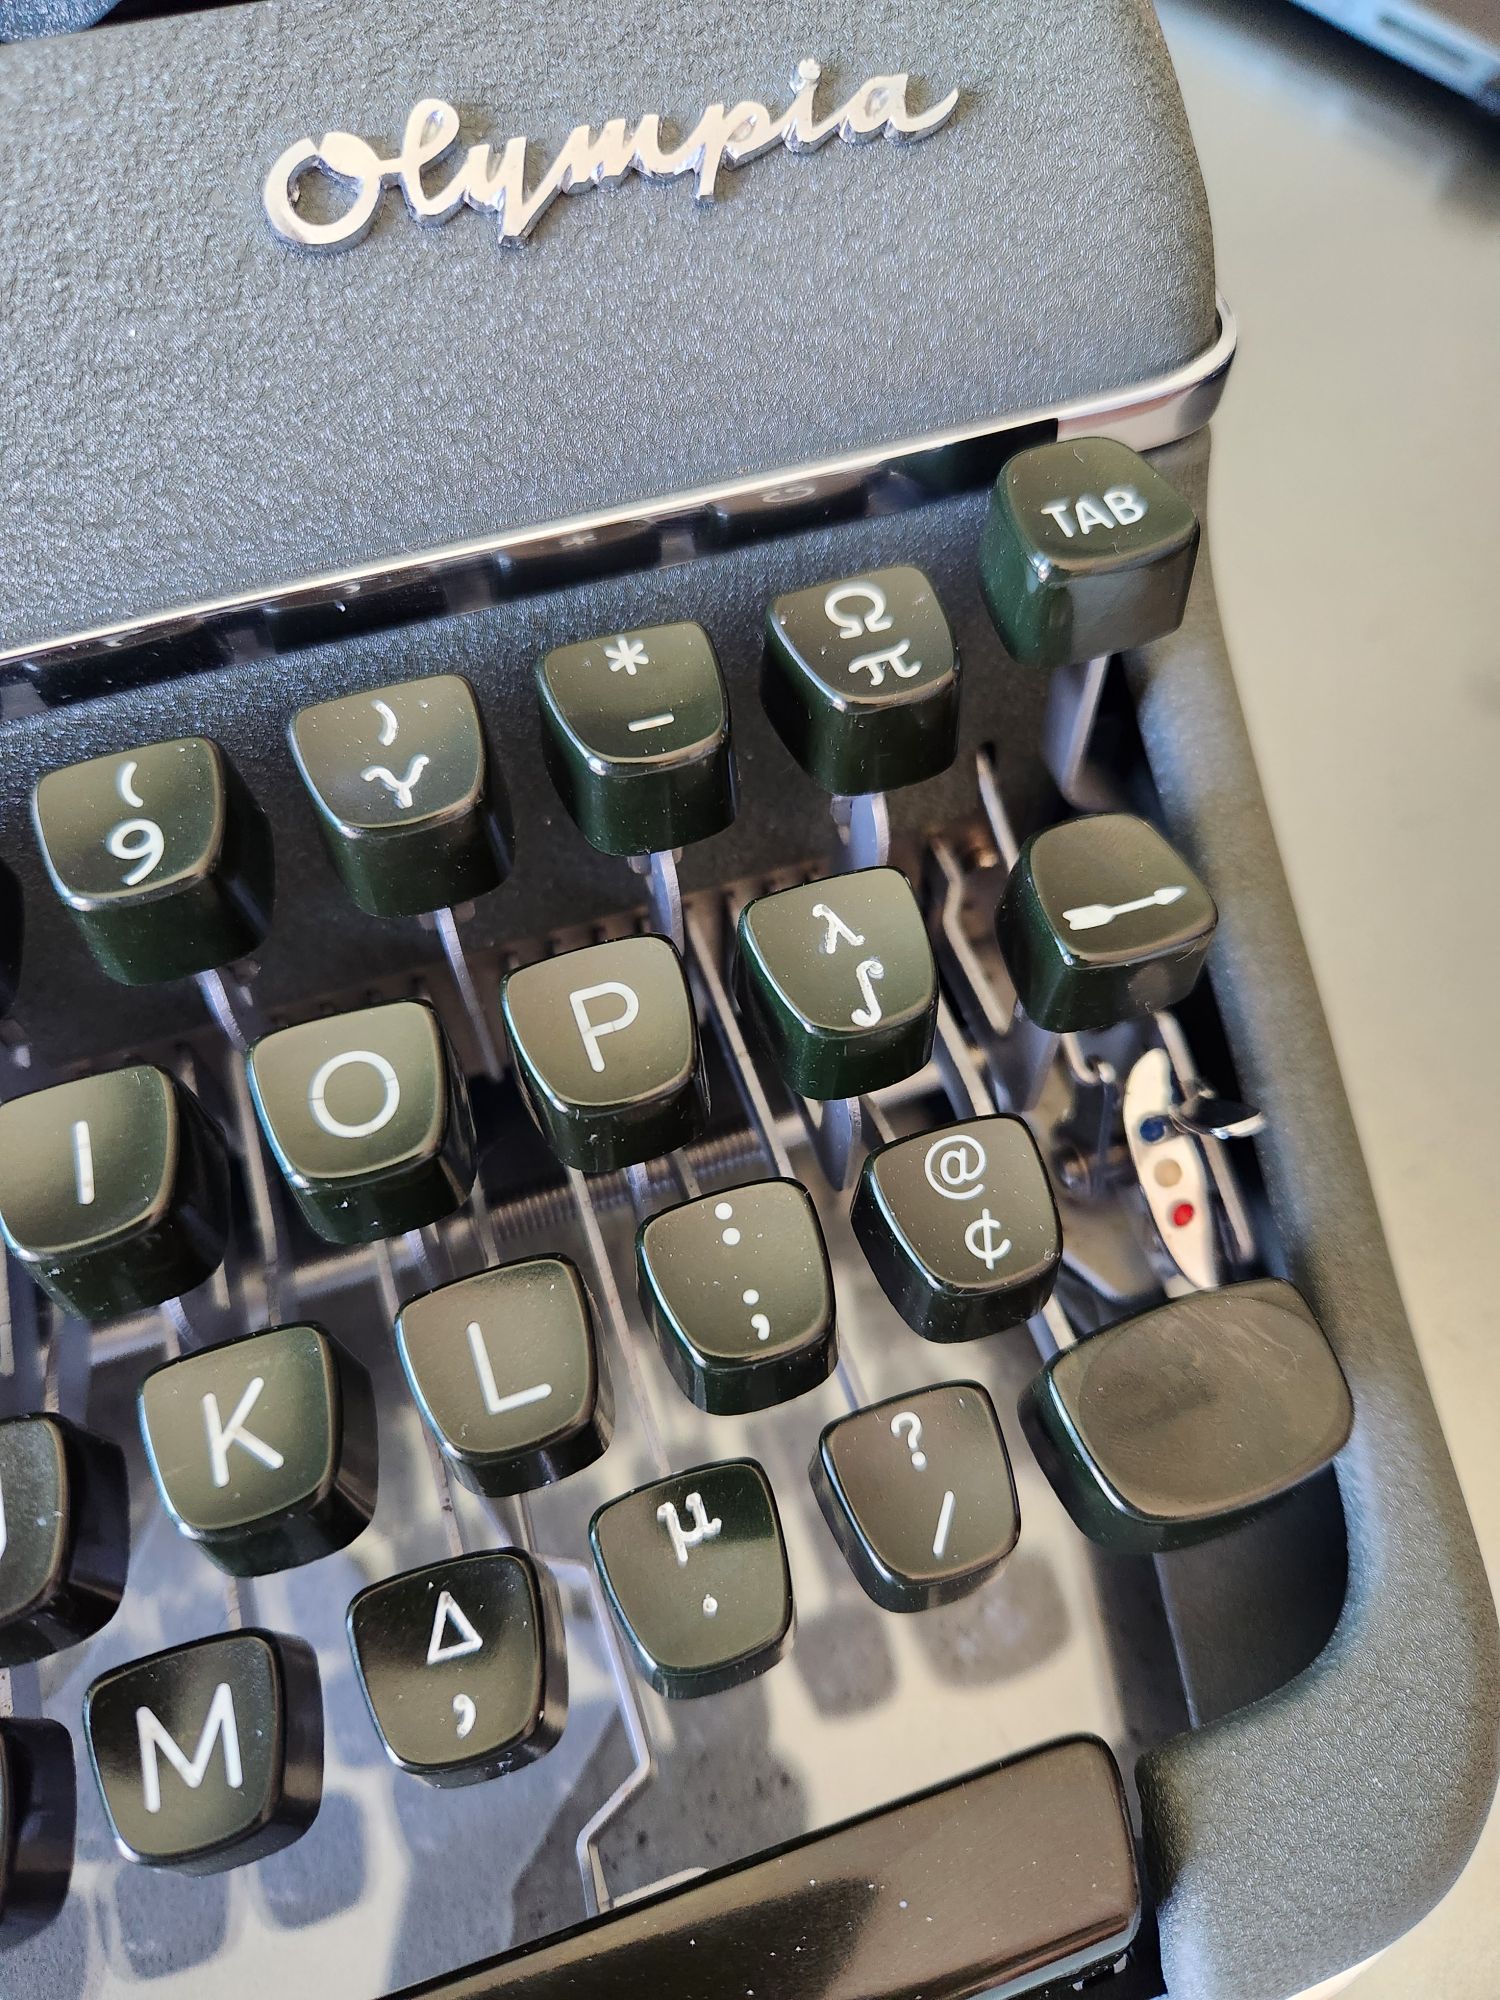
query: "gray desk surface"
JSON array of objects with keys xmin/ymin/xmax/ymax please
[{"xmin": 1158, "ymin": 3, "xmax": 1500, "ymax": 1991}]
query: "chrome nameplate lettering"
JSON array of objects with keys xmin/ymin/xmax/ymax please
[{"xmin": 263, "ymin": 59, "xmax": 958, "ymax": 253}]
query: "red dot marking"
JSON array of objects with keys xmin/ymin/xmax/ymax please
[{"xmin": 1170, "ymin": 1201, "xmax": 1196, "ymax": 1228}]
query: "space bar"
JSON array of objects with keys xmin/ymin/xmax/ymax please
[{"xmin": 399, "ymin": 1736, "xmax": 1140, "ymax": 2000}]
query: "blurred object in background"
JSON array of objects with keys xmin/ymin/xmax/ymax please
[{"xmin": 1290, "ymin": 0, "xmax": 1499, "ymax": 103}]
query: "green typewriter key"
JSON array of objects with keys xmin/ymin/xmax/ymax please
[
  {"xmin": 501, "ymin": 934, "xmax": 707, "ymax": 1174},
  {"xmin": 537, "ymin": 622, "xmax": 734, "ymax": 856},
  {"xmin": 33, "ymin": 739, "xmax": 273, "ymax": 985},
  {"xmin": 0, "ymin": 1068, "xmax": 230, "ymax": 1320},
  {"xmin": 735, "ymin": 868, "xmax": 937, "ymax": 1100},
  {"xmin": 1020, "ymin": 1280, "xmax": 1354, "ymax": 1554},
  {"xmin": 980, "ymin": 438, "xmax": 1199, "ymax": 672},
  {"xmin": 289, "ymin": 676, "xmax": 513, "ymax": 917},
  {"xmin": 994, "ymin": 813, "xmax": 1217, "ymax": 1033},
  {"xmin": 247, "ymin": 1000, "xmax": 476, "ymax": 1244},
  {"xmin": 762, "ymin": 566, "xmax": 959, "ymax": 795}
]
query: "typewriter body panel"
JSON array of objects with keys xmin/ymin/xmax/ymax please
[{"xmin": 0, "ymin": 3, "xmax": 1494, "ymax": 2000}]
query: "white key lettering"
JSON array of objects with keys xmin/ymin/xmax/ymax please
[
  {"xmin": 1103, "ymin": 486, "xmax": 1146, "ymax": 525},
  {"xmin": 465, "ymin": 1319, "xmax": 552, "ymax": 1418},
  {"xmin": 307, "ymin": 1049, "xmax": 402, "ymax": 1139},
  {"xmin": 426, "ymin": 1589, "xmax": 484, "ymax": 1665},
  {"xmin": 850, "ymin": 957, "xmax": 886, "ymax": 1028},
  {"xmin": 107, "ymin": 818, "xmax": 166, "ymax": 887},
  {"xmin": 136, "ymin": 1681, "xmax": 243, "ymax": 1813},
  {"xmin": 656, "ymin": 1491, "xmax": 722, "ymax": 1565},
  {"xmin": 1073, "ymin": 495, "xmax": 1115, "ymax": 535},
  {"xmin": 846, "ymin": 638, "xmax": 920, "ymax": 687},
  {"xmin": 203, "ymin": 1378, "xmax": 286, "ymax": 1489},
  {"xmin": 823, "ymin": 581, "xmax": 892, "ymax": 640},
  {"xmin": 72, "ymin": 1120, "xmax": 96, "ymax": 1207},
  {"xmin": 360, "ymin": 754, "xmax": 431, "ymax": 809},
  {"xmin": 569, "ymin": 980, "xmax": 640, "ymax": 1073},
  {"xmin": 810, "ymin": 902, "xmax": 866, "ymax": 955}
]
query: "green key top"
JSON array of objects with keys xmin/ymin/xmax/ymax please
[
  {"xmin": 501, "ymin": 935, "xmax": 707, "ymax": 1174},
  {"xmin": 537, "ymin": 622, "xmax": 734, "ymax": 856},
  {"xmin": 980, "ymin": 438, "xmax": 1199, "ymax": 671},
  {"xmin": 1020, "ymin": 1280, "xmax": 1354, "ymax": 1553},
  {"xmin": 0, "ymin": 1067, "xmax": 230, "ymax": 1319},
  {"xmin": 636, "ymin": 1179, "xmax": 836, "ymax": 1414},
  {"xmin": 852, "ymin": 1116, "xmax": 1062, "ymax": 1343},
  {"xmin": 247, "ymin": 1000, "xmax": 476, "ymax": 1244},
  {"xmin": 763, "ymin": 566, "xmax": 959, "ymax": 794},
  {"xmin": 289, "ymin": 676, "xmax": 513, "ymax": 917},
  {"xmin": 995, "ymin": 813, "xmax": 1217, "ymax": 1033},
  {"xmin": 735, "ymin": 868, "xmax": 937, "ymax": 1100},
  {"xmin": 33, "ymin": 739, "xmax": 273, "ymax": 984}
]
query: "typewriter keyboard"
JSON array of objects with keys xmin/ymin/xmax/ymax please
[{"xmin": 0, "ymin": 436, "xmax": 1353, "ymax": 1999}]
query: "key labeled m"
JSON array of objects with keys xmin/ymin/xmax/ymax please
[{"xmin": 136, "ymin": 1681, "xmax": 243, "ymax": 1813}]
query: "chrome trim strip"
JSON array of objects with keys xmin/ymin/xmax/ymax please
[{"xmin": 1, "ymin": 299, "xmax": 1234, "ymax": 707}]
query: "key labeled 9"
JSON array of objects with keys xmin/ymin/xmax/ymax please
[{"xmin": 33, "ymin": 738, "xmax": 273, "ymax": 984}]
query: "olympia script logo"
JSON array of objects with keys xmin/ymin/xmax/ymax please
[{"xmin": 263, "ymin": 58, "xmax": 959, "ymax": 254}]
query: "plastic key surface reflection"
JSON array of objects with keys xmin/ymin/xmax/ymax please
[
  {"xmin": 0, "ymin": 1067, "xmax": 231, "ymax": 1320},
  {"xmin": 247, "ymin": 999, "xmax": 476, "ymax": 1244},
  {"xmin": 32, "ymin": 737, "xmax": 273, "ymax": 984},
  {"xmin": 289, "ymin": 675, "xmax": 513, "ymax": 916},
  {"xmin": 590, "ymin": 1460, "xmax": 792, "ymax": 1699},
  {"xmin": 421, "ymin": 1738, "xmax": 1139, "ymax": 1997},
  {"xmin": 1022, "ymin": 1278, "xmax": 1355, "ymax": 1552}
]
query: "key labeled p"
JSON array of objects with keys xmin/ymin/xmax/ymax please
[{"xmin": 569, "ymin": 980, "xmax": 639, "ymax": 1073}]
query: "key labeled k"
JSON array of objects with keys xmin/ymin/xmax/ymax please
[
  {"xmin": 139, "ymin": 1323, "xmax": 378, "ymax": 1577},
  {"xmin": 203, "ymin": 1378, "xmax": 285, "ymax": 1488}
]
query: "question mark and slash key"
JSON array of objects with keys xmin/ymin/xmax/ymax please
[
  {"xmin": 891, "ymin": 1411, "xmax": 927, "ymax": 1470},
  {"xmin": 891, "ymin": 1410, "xmax": 962, "ymax": 1560}
]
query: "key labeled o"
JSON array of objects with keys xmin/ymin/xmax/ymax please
[{"xmin": 307, "ymin": 1049, "xmax": 402, "ymax": 1139}]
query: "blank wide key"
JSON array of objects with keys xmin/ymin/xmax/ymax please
[
  {"xmin": 0, "ymin": 1415, "xmax": 129, "ymax": 1666},
  {"xmin": 348, "ymin": 1550, "xmax": 566, "ymax": 1787},
  {"xmin": 980, "ymin": 436, "xmax": 1199, "ymax": 671},
  {"xmin": 0, "ymin": 1066, "xmax": 231, "ymax": 1319},
  {"xmin": 537, "ymin": 621, "xmax": 735, "ymax": 856},
  {"xmin": 501, "ymin": 934, "xmax": 707, "ymax": 1174},
  {"xmin": 636, "ymin": 1178, "xmax": 836, "ymax": 1413},
  {"xmin": 590, "ymin": 1460, "xmax": 792, "ymax": 1699},
  {"xmin": 995, "ymin": 812, "xmax": 1217, "ymax": 1033},
  {"xmin": 763, "ymin": 566, "xmax": 959, "ymax": 794},
  {"xmin": 1021, "ymin": 1278, "xmax": 1354, "ymax": 1553},
  {"xmin": 289, "ymin": 675, "xmax": 513, "ymax": 916},
  {"xmin": 395, "ymin": 1258, "xmax": 610, "ymax": 1497},
  {"xmin": 735, "ymin": 868, "xmax": 936, "ymax": 1100},
  {"xmin": 139, "ymin": 1324, "xmax": 377, "ymax": 1576},
  {"xmin": 33, "ymin": 737, "xmax": 273, "ymax": 983},
  {"xmin": 812, "ymin": 1382, "xmax": 1019, "ymax": 1612},
  {"xmin": 0, "ymin": 1719, "xmax": 76, "ymax": 1943},
  {"xmin": 248, "ymin": 1000, "xmax": 475, "ymax": 1243},
  {"xmin": 456, "ymin": 1737, "xmax": 1138, "ymax": 1998},
  {"xmin": 84, "ymin": 1629, "xmax": 323, "ymax": 1873}
]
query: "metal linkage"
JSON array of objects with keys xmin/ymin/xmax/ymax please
[
  {"xmin": 566, "ymin": 1167, "xmax": 670, "ymax": 1481},
  {"xmin": 683, "ymin": 906, "xmax": 794, "ymax": 1180},
  {"xmin": 432, "ymin": 905, "xmax": 505, "ymax": 1079},
  {"xmin": 1039, "ymin": 655, "xmax": 1121, "ymax": 812},
  {"xmin": 628, "ymin": 849, "xmax": 685, "ymax": 952},
  {"xmin": 829, "ymin": 792, "xmax": 891, "ymax": 872},
  {"xmin": 547, "ymin": 1553, "xmax": 657, "ymax": 1918}
]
